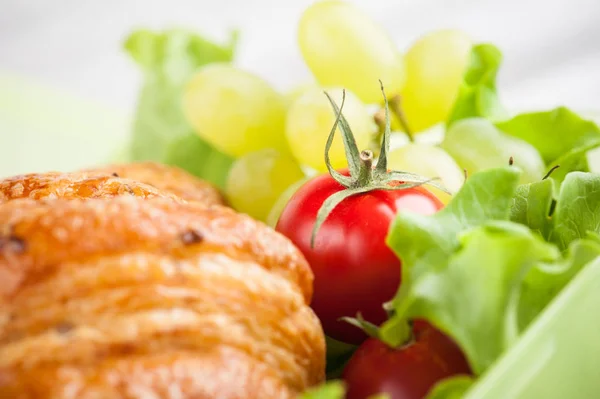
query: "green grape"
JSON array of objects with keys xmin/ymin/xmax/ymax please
[
  {"xmin": 387, "ymin": 143, "xmax": 464, "ymax": 204},
  {"xmin": 401, "ymin": 29, "xmax": 472, "ymax": 133},
  {"xmin": 225, "ymin": 149, "xmax": 305, "ymax": 222},
  {"xmin": 285, "ymin": 87, "xmax": 375, "ymax": 172},
  {"xmin": 298, "ymin": 0, "xmax": 405, "ymax": 104},
  {"xmin": 441, "ymin": 118, "xmax": 546, "ymax": 184},
  {"xmin": 183, "ymin": 64, "xmax": 288, "ymax": 158},
  {"xmin": 284, "ymin": 83, "xmax": 318, "ymax": 108},
  {"xmin": 266, "ymin": 176, "xmax": 311, "ymax": 228}
]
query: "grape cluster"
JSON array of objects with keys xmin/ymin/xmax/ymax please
[{"xmin": 181, "ymin": 0, "xmax": 524, "ymax": 221}]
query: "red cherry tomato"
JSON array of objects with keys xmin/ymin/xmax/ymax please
[
  {"xmin": 276, "ymin": 171, "xmax": 443, "ymax": 344},
  {"xmin": 343, "ymin": 321, "xmax": 472, "ymax": 399}
]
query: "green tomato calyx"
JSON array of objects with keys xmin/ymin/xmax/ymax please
[
  {"xmin": 340, "ymin": 312, "xmax": 414, "ymax": 349},
  {"xmin": 309, "ymin": 82, "xmax": 450, "ymax": 249}
]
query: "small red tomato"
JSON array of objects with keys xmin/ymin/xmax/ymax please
[
  {"xmin": 276, "ymin": 170, "xmax": 443, "ymax": 344},
  {"xmin": 343, "ymin": 321, "xmax": 472, "ymax": 399}
]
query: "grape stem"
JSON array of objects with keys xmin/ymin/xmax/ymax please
[
  {"xmin": 389, "ymin": 95, "xmax": 414, "ymax": 142},
  {"xmin": 374, "ymin": 109, "xmax": 386, "ymax": 131},
  {"xmin": 542, "ymin": 165, "xmax": 561, "ymax": 180}
]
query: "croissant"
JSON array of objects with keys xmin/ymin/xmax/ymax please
[
  {"xmin": 0, "ymin": 171, "xmax": 180, "ymax": 205},
  {"xmin": 81, "ymin": 161, "xmax": 225, "ymax": 206},
  {"xmin": 0, "ymin": 162, "xmax": 224, "ymax": 207},
  {"xmin": 0, "ymin": 195, "xmax": 325, "ymax": 398}
]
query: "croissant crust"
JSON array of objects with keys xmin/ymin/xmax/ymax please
[
  {"xmin": 82, "ymin": 161, "xmax": 225, "ymax": 206},
  {"xmin": 0, "ymin": 197, "xmax": 325, "ymax": 398},
  {"xmin": 0, "ymin": 172, "xmax": 180, "ymax": 204}
]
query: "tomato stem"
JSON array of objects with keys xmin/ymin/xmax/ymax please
[
  {"xmin": 356, "ymin": 150, "xmax": 374, "ymax": 187},
  {"xmin": 393, "ymin": 320, "xmax": 415, "ymax": 349},
  {"xmin": 389, "ymin": 95, "xmax": 414, "ymax": 142}
]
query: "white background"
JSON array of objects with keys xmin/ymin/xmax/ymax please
[{"xmin": 1, "ymin": 0, "xmax": 600, "ymax": 175}]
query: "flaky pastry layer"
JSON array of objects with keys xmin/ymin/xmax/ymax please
[
  {"xmin": 82, "ymin": 161, "xmax": 225, "ymax": 206},
  {"xmin": 0, "ymin": 197, "xmax": 324, "ymax": 398},
  {"xmin": 0, "ymin": 172, "xmax": 179, "ymax": 205}
]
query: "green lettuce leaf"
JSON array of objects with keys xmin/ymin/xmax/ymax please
[
  {"xmin": 124, "ymin": 29, "xmax": 237, "ymax": 188},
  {"xmin": 550, "ymin": 172, "xmax": 600, "ymax": 250},
  {"xmin": 509, "ymin": 178, "xmax": 555, "ymax": 240},
  {"xmin": 447, "ymin": 44, "xmax": 506, "ymax": 126},
  {"xmin": 496, "ymin": 108, "xmax": 600, "ymax": 183},
  {"xmin": 385, "ymin": 167, "xmax": 520, "ymax": 309},
  {"xmin": 163, "ymin": 133, "xmax": 233, "ymax": 190},
  {"xmin": 394, "ymin": 222, "xmax": 558, "ymax": 374},
  {"xmin": 381, "ymin": 167, "xmax": 520, "ymax": 348},
  {"xmin": 384, "ymin": 166, "xmax": 600, "ymax": 378},
  {"xmin": 299, "ymin": 381, "xmax": 346, "ymax": 399},
  {"xmin": 545, "ymin": 140, "xmax": 600, "ymax": 184},
  {"xmin": 510, "ymin": 172, "xmax": 600, "ymax": 252},
  {"xmin": 426, "ymin": 376, "xmax": 474, "ymax": 399},
  {"xmin": 496, "ymin": 107, "xmax": 600, "ymax": 164},
  {"xmin": 517, "ymin": 238, "xmax": 600, "ymax": 329},
  {"xmin": 509, "ymin": 174, "xmax": 600, "ymax": 331}
]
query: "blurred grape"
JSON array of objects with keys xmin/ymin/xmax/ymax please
[
  {"xmin": 266, "ymin": 176, "xmax": 312, "ymax": 228},
  {"xmin": 401, "ymin": 30, "xmax": 472, "ymax": 133},
  {"xmin": 298, "ymin": 0, "xmax": 405, "ymax": 104},
  {"xmin": 225, "ymin": 148, "xmax": 305, "ymax": 222},
  {"xmin": 387, "ymin": 143, "xmax": 464, "ymax": 203},
  {"xmin": 183, "ymin": 64, "xmax": 288, "ymax": 158}
]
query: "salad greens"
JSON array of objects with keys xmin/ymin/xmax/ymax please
[
  {"xmin": 515, "ymin": 237, "xmax": 600, "ymax": 329},
  {"xmin": 300, "ymin": 381, "xmax": 347, "ymax": 399},
  {"xmin": 389, "ymin": 167, "xmax": 600, "ymax": 392},
  {"xmin": 383, "ymin": 168, "xmax": 554, "ymax": 373},
  {"xmin": 299, "ymin": 381, "xmax": 392, "ymax": 399},
  {"xmin": 509, "ymin": 178, "xmax": 555, "ymax": 240},
  {"xmin": 381, "ymin": 166, "xmax": 600, "ymax": 396},
  {"xmin": 511, "ymin": 172, "xmax": 600, "ymax": 250},
  {"xmin": 119, "ymin": 27, "xmax": 600, "ymax": 398},
  {"xmin": 496, "ymin": 108, "xmax": 600, "ymax": 184},
  {"xmin": 496, "ymin": 107, "xmax": 600, "ymax": 165},
  {"xmin": 427, "ymin": 377, "xmax": 474, "ymax": 399},
  {"xmin": 302, "ymin": 166, "xmax": 600, "ymax": 398},
  {"xmin": 306, "ymin": 37, "xmax": 600, "ymax": 397},
  {"xmin": 124, "ymin": 29, "xmax": 238, "ymax": 189},
  {"xmin": 551, "ymin": 172, "xmax": 600, "ymax": 248},
  {"xmin": 446, "ymin": 44, "xmax": 505, "ymax": 126}
]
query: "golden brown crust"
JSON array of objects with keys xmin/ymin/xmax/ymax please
[
  {"xmin": 0, "ymin": 197, "xmax": 325, "ymax": 398},
  {"xmin": 0, "ymin": 348, "xmax": 296, "ymax": 399},
  {"xmin": 0, "ymin": 197, "xmax": 312, "ymax": 301},
  {"xmin": 0, "ymin": 172, "xmax": 180, "ymax": 204},
  {"xmin": 83, "ymin": 162, "xmax": 225, "ymax": 206},
  {"xmin": 0, "ymin": 346, "xmax": 296, "ymax": 399}
]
